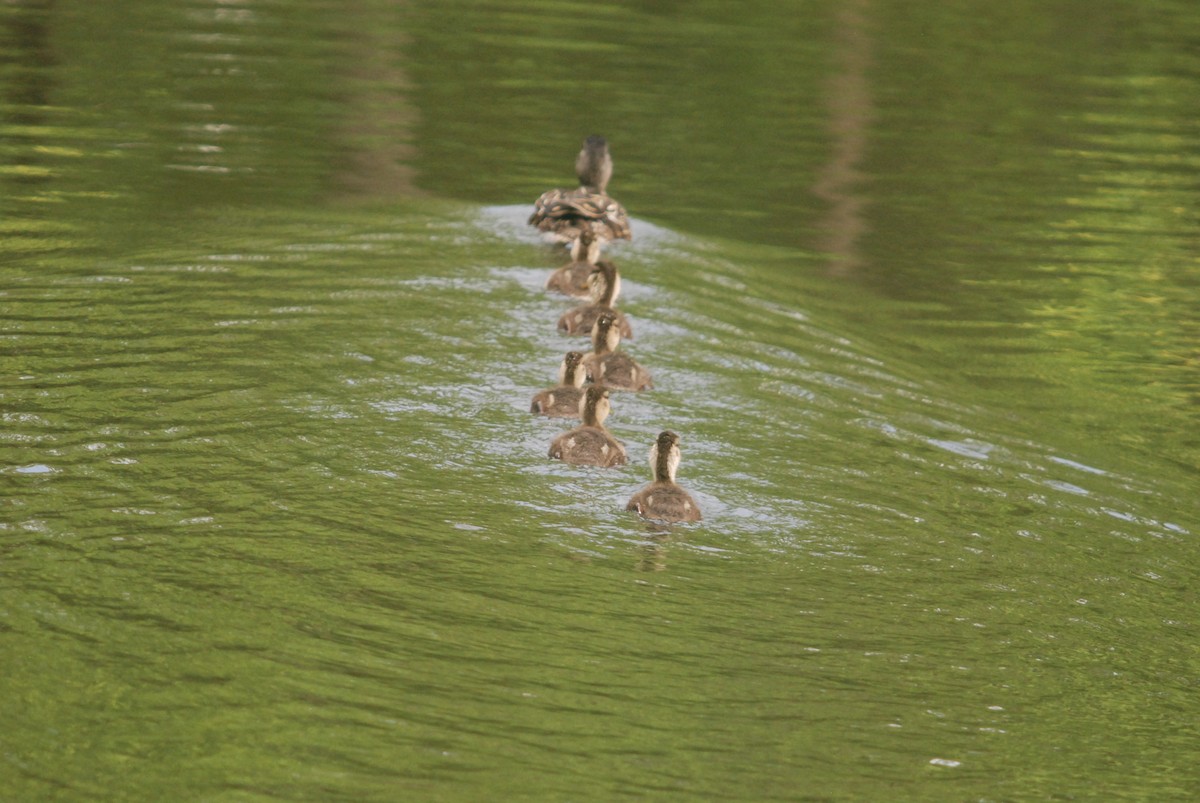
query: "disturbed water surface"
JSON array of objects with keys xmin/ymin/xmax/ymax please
[{"xmin": 3, "ymin": 1, "xmax": 1200, "ymax": 800}]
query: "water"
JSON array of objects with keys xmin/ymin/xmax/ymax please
[{"xmin": 3, "ymin": 1, "xmax": 1199, "ymax": 800}]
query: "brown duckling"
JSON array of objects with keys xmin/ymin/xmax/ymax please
[
  {"xmin": 582, "ymin": 311, "xmax": 652, "ymax": 391},
  {"xmin": 529, "ymin": 135, "xmax": 632, "ymax": 246},
  {"xmin": 530, "ymin": 351, "xmax": 587, "ymax": 418},
  {"xmin": 557, "ymin": 260, "xmax": 633, "ymax": 339},
  {"xmin": 548, "ymin": 385, "xmax": 627, "ymax": 468},
  {"xmin": 626, "ymin": 431, "xmax": 702, "ymax": 522},
  {"xmin": 544, "ymin": 229, "xmax": 601, "ymax": 298}
]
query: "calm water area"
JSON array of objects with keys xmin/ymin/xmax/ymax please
[{"xmin": 3, "ymin": 1, "xmax": 1199, "ymax": 799}]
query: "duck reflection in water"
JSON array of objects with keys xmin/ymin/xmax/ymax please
[{"xmin": 635, "ymin": 532, "xmax": 671, "ymax": 573}]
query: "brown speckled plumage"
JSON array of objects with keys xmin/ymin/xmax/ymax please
[
  {"xmin": 581, "ymin": 311, "xmax": 652, "ymax": 391},
  {"xmin": 531, "ymin": 352, "xmax": 587, "ymax": 418},
  {"xmin": 557, "ymin": 261, "xmax": 633, "ymax": 339},
  {"xmin": 529, "ymin": 136, "xmax": 631, "ymax": 245},
  {"xmin": 626, "ymin": 431, "xmax": 702, "ymax": 522},
  {"xmin": 548, "ymin": 385, "xmax": 627, "ymax": 467}
]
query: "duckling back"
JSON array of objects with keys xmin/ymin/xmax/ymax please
[
  {"xmin": 544, "ymin": 261, "xmax": 596, "ymax": 298},
  {"xmin": 530, "ymin": 387, "xmax": 583, "ymax": 418},
  {"xmin": 549, "ymin": 426, "xmax": 627, "ymax": 467},
  {"xmin": 585, "ymin": 351, "xmax": 652, "ymax": 391},
  {"xmin": 558, "ymin": 306, "xmax": 633, "ymax": 339},
  {"xmin": 625, "ymin": 483, "xmax": 702, "ymax": 522}
]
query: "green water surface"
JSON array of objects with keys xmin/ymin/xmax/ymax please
[{"xmin": 3, "ymin": 1, "xmax": 1199, "ymax": 800}]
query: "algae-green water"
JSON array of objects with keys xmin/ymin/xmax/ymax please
[{"xmin": 3, "ymin": 1, "xmax": 1199, "ymax": 800}]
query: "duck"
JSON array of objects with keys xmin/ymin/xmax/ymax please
[
  {"xmin": 544, "ymin": 229, "xmax": 601, "ymax": 298},
  {"xmin": 625, "ymin": 431, "xmax": 702, "ymax": 522},
  {"xmin": 557, "ymin": 260, "xmax": 633, "ymax": 339},
  {"xmin": 530, "ymin": 351, "xmax": 586, "ymax": 418},
  {"xmin": 581, "ymin": 310, "xmax": 652, "ymax": 391},
  {"xmin": 548, "ymin": 385, "xmax": 628, "ymax": 467},
  {"xmin": 529, "ymin": 135, "xmax": 632, "ymax": 246}
]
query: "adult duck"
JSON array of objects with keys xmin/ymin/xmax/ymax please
[{"xmin": 529, "ymin": 135, "xmax": 632, "ymax": 245}]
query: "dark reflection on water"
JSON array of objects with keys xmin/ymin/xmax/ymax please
[{"xmin": 2, "ymin": 0, "xmax": 1200, "ymax": 800}]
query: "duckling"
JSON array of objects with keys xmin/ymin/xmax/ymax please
[
  {"xmin": 530, "ymin": 351, "xmax": 587, "ymax": 418},
  {"xmin": 557, "ymin": 260, "xmax": 633, "ymax": 339},
  {"xmin": 529, "ymin": 135, "xmax": 632, "ymax": 245},
  {"xmin": 544, "ymin": 229, "xmax": 601, "ymax": 298},
  {"xmin": 625, "ymin": 431, "xmax": 702, "ymax": 522},
  {"xmin": 581, "ymin": 311, "xmax": 652, "ymax": 391},
  {"xmin": 548, "ymin": 385, "xmax": 628, "ymax": 467}
]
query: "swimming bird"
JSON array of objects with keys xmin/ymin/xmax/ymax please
[
  {"xmin": 531, "ymin": 351, "xmax": 587, "ymax": 418},
  {"xmin": 548, "ymin": 385, "xmax": 627, "ymax": 467},
  {"xmin": 557, "ymin": 260, "xmax": 633, "ymax": 339},
  {"xmin": 582, "ymin": 311, "xmax": 652, "ymax": 391},
  {"xmin": 529, "ymin": 135, "xmax": 632, "ymax": 246},
  {"xmin": 544, "ymin": 229, "xmax": 602, "ymax": 298},
  {"xmin": 625, "ymin": 431, "xmax": 702, "ymax": 522}
]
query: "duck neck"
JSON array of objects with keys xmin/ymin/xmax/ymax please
[
  {"xmin": 591, "ymin": 320, "xmax": 619, "ymax": 356},
  {"xmin": 591, "ymin": 266, "xmax": 618, "ymax": 306},
  {"xmin": 561, "ymin": 361, "xmax": 583, "ymax": 388},
  {"xmin": 571, "ymin": 233, "xmax": 599, "ymax": 263},
  {"xmin": 576, "ymin": 137, "xmax": 612, "ymax": 193},
  {"xmin": 653, "ymin": 444, "xmax": 677, "ymax": 484},
  {"xmin": 581, "ymin": 396, "xmax": 606, "ymax": 428},
  {"xmin": 581, "ymin": 405, "xmax": 600, "ymax": 428}
]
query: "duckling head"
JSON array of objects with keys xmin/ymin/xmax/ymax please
[
  {"xmin": 559, "ymin": 351, "xmax": 586, "ymax": 388},
  {"xmin": 649, "ymin": 430, "xmax": 682, "ymax": 484},
  {"xmin": 590, "ymin": 310, "xmax": 622, "ymax": 355},
  {"xmin": 586, "ymin": 261, "xmax": 621, "ymax": 306},
  {"xmin": 579, "ymin": 384, "xmax": 612, "ymax": 427},
  {"xmin": 576, "ymin": 135, "xmax": 613, "ymax": 194}
]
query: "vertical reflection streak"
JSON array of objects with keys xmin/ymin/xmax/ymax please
[{"xmin": 812, "ymin": 0, "xmax": 872, "ymax": 276}]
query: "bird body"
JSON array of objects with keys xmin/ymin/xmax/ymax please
[
  {"xmin": 626, "ymin": 431, "xmax": 702, "ymax": 522},
  {"xmin": 531, "ymin": 352, "xmax": 587, "ymax": 418},
  {"xmin": 545, "ymin": 230, "xmax": 603, "ymax": 298},
  {"xmin": 581, "ymin": 311, "xmax": 651, "ymax": 391},
  {"xmin": 548, "ymin": 385, "xmax": 627, "ymax": 467},
  {"xmin": 529, "ymin": 136, "xmax": 631, "ymax": 245},
  {"xmin": 557, "ymin": 261, "xmax": 633, "ymax": 339}
]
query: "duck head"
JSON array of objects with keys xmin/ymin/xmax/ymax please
[
  {"xmin": 559, "ymin": 351, "xmax": 586, "ymax": 388},
  {"xmin": 575, "ymin": 134, "xmax": 613, "ymax": 194},
  {"xmin": 590, "ymin": 310, "xmax": 622, "ymax": 355}
]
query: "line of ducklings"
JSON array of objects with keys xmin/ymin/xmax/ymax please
[{"xmin": 527, "ymin": 135, "xmax": 701, "ymax": 523}]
